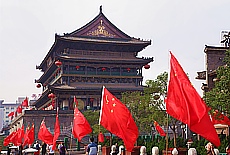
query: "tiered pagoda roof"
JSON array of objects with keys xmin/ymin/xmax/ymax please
[
  {"xmin": 37, "ymin": 6, "xmax": 151, "ymax": 71},
  {"xmin": 34, "ymin": 6, "xmax": 153, "ymax": 108}
]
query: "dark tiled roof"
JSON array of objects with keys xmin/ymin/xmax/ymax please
[{"xmin": 60, "ymin": 36, "xmax": 150, "ymax": 44}]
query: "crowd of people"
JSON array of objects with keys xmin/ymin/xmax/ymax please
[
  {"xmin": 32, "ymin": 140, "xmax": 67, "ymax": 155},
  {"xmin": 31, "ymin": 139, "xmax": 229, "ymax": 155},
  {"xmin": 1, "ymin": 139, "xmax": 229, "ymax": 155}
]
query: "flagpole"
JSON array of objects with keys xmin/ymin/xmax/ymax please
[
  {"xmin": 165, "ymin": 51, "xmax": 171, "ymax": 155},
  {"xmin": 98, "ymin": 86, "xmax": 105, "ymax": 125},
  {"xmin": 98, "ymin": 86, "xmax": 104, "ymax": 145},
  {"xmin": 98, "ymin": 124, "xmax": 101, "ymax": 144},
  {"xmin": 70, "ymin": 122, "xmax": 73, "ymax": 155},
  {"xmin": 98, "ymin": 87, "xmax": 103, "ymax": 146},
  {"xmin": 165, "ymin": 113, "xmax": 169, "ymax": 155}
]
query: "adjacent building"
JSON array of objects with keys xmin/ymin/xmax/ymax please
[
  {"xmin": 0, "ymin": 98, "xmax": 25, "ymax": 134},
  {"xmin": 196, "ymin": 31, "xmax": 230, "ymax": 92},
  {"xmin": 196, "ymin": 31, "xmax": 230, "ymax": 136}
]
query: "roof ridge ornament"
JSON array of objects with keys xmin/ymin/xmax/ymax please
[{"xmin": 100, "ymin": 5, "xmax": 102, "ymax": 13}]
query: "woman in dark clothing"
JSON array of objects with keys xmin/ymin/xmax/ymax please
[
  {"xmin": 18, "ymin": 145, "xmax": 23, "ymax": 155},
  {"xmin": 41, "ymin": 142, "xmax": 47, "ymax": 155},
  {"xmin": 7, "ymin": 146, "xmax": 11, "ymax": 155},
  {"xmin": 59, "ymin": 143, "xmax": 67, "ymax": 155}
]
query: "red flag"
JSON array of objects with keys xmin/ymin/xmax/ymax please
[
  {"xmin": 28, "ymin": 123, "xmax": 35, "ymax": 145},
  {"xmin": 99, "ymin": 86, "xmax": 139, "ymax": 152},
  {"xmin": 23, "ymin": 125, "xmax": 30, "ymax": 146},
  {"xmin": 72, "ymin": 107, "xmax": 92, "ymax": 141},
  {"xmin": 10, "ymin": 130, "xmax": 19, "ymax": 146},
  {"xmin": 16, "ymin": 126, "xmax": 24, "ymax": 145},
  {"xmin": 10, "ymin": 126, "xmax": 24, "ymax": 146},
  {"xmin": 38, "ymin": 119, "xmax": 53, "ymax": 144},
  {"xmin": 154, "ymin": 121, "xmax": 166, "ymax": 136},
  {"xmin": 3, "ymin": 131, "xmax": 15, "ymax": 146},
  {"xmin": 16, "ymin": 105, "xmax": 22, "ymax": 113},
  {"xmin": 166, "ymin": 52, "xmax": 220, "ymax": 147},
  {"xmin": 3, "ymin": 134, "xmax": 11, "ymax": 146},
  {"xmin": 98, "ymin": 132, "xmax": 104, "ymax": 142},
  {"xmin": 74, "ymin": 96, "xmax": 78, "ymax": 107},
  {"xmin": 22, "ymin": 97, "xmax": 29, "ymax": 107},
  {"xmin": 8, "ymin": 111, "xmax": 14, "ymax": 117},
  {"xmin": 52, "ymin": 108, "xmax": 60, "ymax": 150},
  {"xmin": 211, "ymin": 110, "xmax": 230, "ymax": 126}
]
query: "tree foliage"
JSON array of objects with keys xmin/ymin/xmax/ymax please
[
  {"xmin": 204, "ymin": 50, "xmax": 230, "ymax": 115},
  {"xmin": 82, "ymin": 110, "xmax": 106, "ymax": 135},
  {"xmin": 121, "ymin": 72, "xmax": 168, "ymax": 134}
]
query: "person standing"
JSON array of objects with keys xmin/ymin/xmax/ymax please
[
  {"xmin": 7, "ymin": 146, "xmax": 11, "ymax": 155},
  {"xmin": 48, "ymin": 145, "xmax": 55, "ymax": 155},
  {"xmin": 34, "ymin": 141, "xmax": 41, "ymax": 155},
  {"xmin": 86, "ymin": 137, "xmax": 97, "ymax": 155},
  {"xmin": 18, "ymin": 145, "xmax": 23, "ymax": 155},
  {"xmin": 59, "ymin": 142, "xmax": 67, "ymax": 155},
  {"xmin": 41, "ymin": 142, "xmax": 47, "ymax": 155}
]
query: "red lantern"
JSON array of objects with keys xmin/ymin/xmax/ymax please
[
  {"xmin": 55, "ymin": 60, "xmax": 62, "ymax": 67},
  {"xmin": 127, "ymin": 68, "xmax": 131, "ymax": 72},
  {"xmin": 48, "ymin": 93, "xmax": 55, "ymax": 99},
  {"xmin": 102, "ymin": 67, "xmax": 106, "ymax": 71},
  {"xmin": 90, "ymin": 98, "xmax": 94, "ymax": 102},
  {"xmin": 76, "ymin": 66, "xmax": 80, "ymax": 70},
  {"xmin": 36, "ymin": 84, "xmax": 41, "ymax": 88},
  {"xmin": 144, "ymin": 64, "xmax": 150, "ymax": 69}
]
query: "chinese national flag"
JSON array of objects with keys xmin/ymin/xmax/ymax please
[
  {"xmin": 22, "ymin": 97, "xmax": 29, "ymax": 107},
  {"xmin": 52, "ymin": 108, "xmax": 60, "ymax": 150},
  {"xmin": 99, "ymin": 86, "xmax": 139, "ymax": 152},
  {"xmin": 16, "ymin": 105, "xmax": 22, "ymax": 113},
  {"xmin": 28, "ymin": 123, "xmax": 35, "ymax": 145},
  {"xmin": 166, "ymin": 52, "xmax": 220, "ymax": 147},
  {"xmin": 3, "ymin": 131, "xmax": 15, "ymax": 146},
  {"xmin": 154, "ymin": 121, "xmax": 166, "ymax": 136},
  {"xmin": 72, "ymin": 107, "xmax": 92, "ymax": 142},
  {"xmin": 211, "ymin": 110, "xmax": 230, "ymax": 126},
  {"xmin": 23, "ymin": 125, "xmax": 30, "ymax": 146},
  {"xmin": 38, "ymin": 120, "xmax": 53, "ymax": 145},
  {"xmin": 16, "ymin": 125, "xmax": 24, "ymax": 145},
  {"xmin": 98, "ymin": 132, "xmax": 104, "ymax": 142},
  {"xmin": 8, "ymin": 111, "xmax": 14, "ymax": 117},
  {"xmin": 10, "ymin": 130, "xmax": 19, "ymax": 146}
]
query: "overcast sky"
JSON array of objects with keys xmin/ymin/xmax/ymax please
[{"xmin": 0, "ymin": 0, "xmax": 230, "ymax": 102}]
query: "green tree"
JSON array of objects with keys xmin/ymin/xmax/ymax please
[
  {"xmin": 82, "ymin": 110, "xmax": 107, "ymax": 135},
  {"xmin": 121, "ymin": 72, "xmax": 168, "ymax": 134},
  {"xmin": 204, "ymin": 50, "xmax": 230, "ymax": 116}
]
